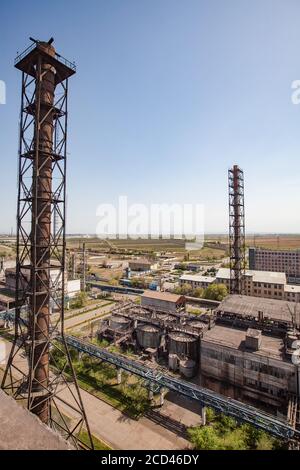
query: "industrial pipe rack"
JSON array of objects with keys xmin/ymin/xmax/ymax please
[{"xmin": 64, "ymin": 334, "xmax": 299, "ymax": 440}]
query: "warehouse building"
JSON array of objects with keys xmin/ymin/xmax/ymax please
[
  {"xmin": 128, "ymin": 259, "xmax": 157, "ymax": 272},
  {"xmin": 249, "ymin": 247, "xmax": 300, "ymax": 283},
  {"xmin": 215, "ymin": 294, "xmax": 300, "ymax": 332},
  {"xmin": 141, "ymin": 290, "xmax": 186, "ymax": 313}
]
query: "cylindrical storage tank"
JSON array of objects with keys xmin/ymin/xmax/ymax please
[
  {"xmin": 179, "ymin": 359, "xmax": 196, "ymax": 378},
  {"xmin": 168, "ymin": 332, "xmax": 199, "ymax": 360},
  {"xmin": 109, "ymin": 315, "xmax": 131, "ymax": 331},
  {"xmin": 136, "ymin": 324, "xmax": 161, "ymax": 349},
  {"xmin": 168, "ymin": 353, "xmax": 178, "ymax": 371}
]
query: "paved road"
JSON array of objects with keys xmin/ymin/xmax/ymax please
[
  {"xmin": 0, "ymin": 338, "xmax": 192, "ymax": 450},
  {"xmin": 64, "ymin": 303, "xmax": 114, "ymax": 331}
]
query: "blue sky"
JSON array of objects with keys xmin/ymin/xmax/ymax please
[{"xmin": 1, "ymin": 0, "xmax": 300, "ymax": 234}]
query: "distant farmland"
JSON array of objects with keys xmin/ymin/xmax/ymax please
[{"xmin": 207, "ymin": 234, "xmax": 300, "ymax": 251}]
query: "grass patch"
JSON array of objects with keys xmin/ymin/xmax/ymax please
[{"xmin": 78, "ymin": 429, "xmax": 112, "ymax": 450}]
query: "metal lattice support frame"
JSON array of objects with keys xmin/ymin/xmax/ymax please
[
  {"xmin": 1, "ymin": 40, "xmax": 93, "ymax": 449},
  {"xmin": 228, "ymin": 165, "xmax": 246, "ymax": 295}
]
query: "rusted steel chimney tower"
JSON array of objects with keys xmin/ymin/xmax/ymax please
[
  {"xmin": 1, "ymin": 38, "xmax": 93, "ymax": 448},
  {"xmin": 228, "ymin": 165, "xmax": 246, "ymax": 294}
]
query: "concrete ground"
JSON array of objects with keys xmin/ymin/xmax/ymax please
[{"xmin": 0, "ymin": 390, "xmax": 73, "ymax": 450}]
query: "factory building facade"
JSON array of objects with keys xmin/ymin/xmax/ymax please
[
  {"xmin": 180, "ymin": 268, "xmax": 300, "ymax": 302},
  {"xmin": 202, "ymin": 295, "xmax": 300, "ymax": 415},
  {"xmin": 200, "ymin": 325, "xmax": 298, "ymax": 412},
  {"xmin": 249, "ymin": 247, "xmax": 300, "ymax": 283}
]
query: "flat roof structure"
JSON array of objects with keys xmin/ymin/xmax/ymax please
[
  {"xmin": 216, "ymin": 268, "xmax": 287, "ymax": 284},
  {"xmin": 180, "ymin": 274, "xmax": 216, "ymax": 283},
  {"xmin": 284, "ymin": 284, "xmax": 300, "ymax": 293},
  {"xmin": 202, "ymin": 325, "xmax": 285, "ymax": 361},
  {"xmin": 0, "ymin": 390, "xmax": 72, "ymax": 450},
  {"xmin": 216, "ymin": 294, "xmax": 298, "ymax": 323}
]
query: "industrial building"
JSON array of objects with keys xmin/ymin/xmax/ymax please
[
  {"xmin": 180, "ymin": 268, "xmax": 300, "ymax": 302},
  {"xmin": 180, "ymin": 274, "xmax": 215, "ymax": 289},
  {"xmin": 4, "ymin": 267, "xmax": 80, "ymax": 299},
  {"xmin": 141, "ymin": 290, "xmax": 186, "ymax": 313},
  {"xmin": 249, "ymin": 247, "xmax": 300, "ymax": 283},
  {"xmin": 128, "ymin": 259, "xmax": 157, "ymax": 272},
  {"xmin": 201, "ymin": 296, "xmax": 300, "ymax": 419},
  {"xmin": 200, "ymin": 325, "xmax": 299, "ymax": 414},
  {"xmin": 174, "ymin": 263, "xmax": 201, "ymax": 272},
  {"xmin": 96, "ymin": 294, "xmax": 300, "ymax": 427}
]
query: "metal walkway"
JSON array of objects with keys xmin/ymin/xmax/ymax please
[{"xmin": 64, "ymin": 334, "xmax": 300, "ymax": 440}]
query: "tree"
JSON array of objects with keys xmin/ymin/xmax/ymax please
[
  {"xmin": 179, "ymin": 283, "xmax": 193, "ymax": 295},
  {"xmin": 71, "ymin": 291, "xmax": 88, "ymax": 308},
  {"xmin": 192, "ymin": 287, "xmax": 204, "ymax": 298},
  {"xmin": 173, "ymin": 283, "xmax": 193, "ymax": 295},
  {"xmin": 176, "ymin": 263, "xmax": 186, "ymax": 271},
  {"xmin": 187, "ymin": 426, "xmax": 222, "ymax": 450},
  {"xmin": 203, "ymin": 283, "xmax": 227, "ymax": 301},
  {"xmin": 131, "ymin": 277, "xmax": 147, "ymax": 289},
  {"xmin": 188, "ymin": 409, "xmax": 282, "ymax": 451}
]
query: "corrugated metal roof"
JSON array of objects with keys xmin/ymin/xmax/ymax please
[{"xmin": 217, "ymin": 294, "xmax": 297, "ymax": 322}]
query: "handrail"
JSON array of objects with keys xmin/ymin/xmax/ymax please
[{"xmin": 14, "ymin": 43, "xmax": 76, "ymax": 72}]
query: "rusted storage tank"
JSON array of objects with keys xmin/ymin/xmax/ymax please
[
  {"xmin": 168, "ymin": 332, "xmax": 199, "ymax": 360},
  {"xmin": 136, "ymin": 324, "xmax": 161, "ymax": 349},
  {"xmin": 179, "ymin": 359, "xmax": 196, "ymax": 378},
  {"xmin": 109, "ymin": 315, "xmax": 131, "ymax": 331}
]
